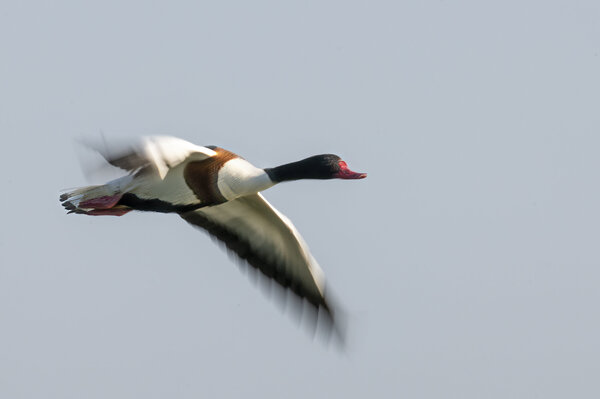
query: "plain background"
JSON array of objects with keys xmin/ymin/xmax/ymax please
[{"xmin": 2, "ymin": 1, "xmax": 600, "ymax": 398}]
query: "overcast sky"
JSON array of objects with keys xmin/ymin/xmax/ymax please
[{"xmin": 1, "ymin": 1, "xmax": 600, "ymax": 398}]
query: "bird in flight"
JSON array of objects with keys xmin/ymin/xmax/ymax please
[{"xmin": 61, "ymin": 136, "xmax": 366, "ymax": 336}]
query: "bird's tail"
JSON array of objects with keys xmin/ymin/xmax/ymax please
[{"xmin": 60, "ymin": 182, "xmax": 131, "ymax": 216}]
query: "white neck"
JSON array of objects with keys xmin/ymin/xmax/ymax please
[{"xmin": 216, "ymin": 158, "xmax": 276, "ymax": 201}]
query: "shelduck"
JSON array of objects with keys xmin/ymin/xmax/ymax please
[{"xmin": 60, "ymin": 136, "xmax": 366, "ymax": 330}]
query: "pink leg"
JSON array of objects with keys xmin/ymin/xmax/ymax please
[
  {"xmin": 87, "ymin": 208, "xmax": 132, "ymax": 216},
  {"xmin": 80, "ymin": 194, "xmax": 123, "ymax": 209}
]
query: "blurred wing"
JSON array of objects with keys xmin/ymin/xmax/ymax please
[
  {"xmin": 179, "ymin": 193, "xmax": 332, "ymax": 316},
  {"xmin": 87, "ymin": 136, "xmax": 216, "ymax": 179}
]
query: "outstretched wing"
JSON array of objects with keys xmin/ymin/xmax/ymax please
[
  {"xmin": 86, "ymin": 136, "xmax": 216, "ymax": 179},
  {"xmin": 179, "ymin": 193, "xmax": 334, "ymax": 319}
]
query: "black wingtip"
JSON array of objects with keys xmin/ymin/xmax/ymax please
[{"xmin": 62, "ymin": 201, "xmax": 76, "ymax": 211}]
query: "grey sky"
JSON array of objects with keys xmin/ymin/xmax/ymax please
[{"xmin": 1, "ymin": 1, "xmax": 600, "ymax": 398}]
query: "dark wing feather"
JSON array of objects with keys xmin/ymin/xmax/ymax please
[{"xmin": 179, "ymin": 194, "xmax": 334, "ymax": 318}]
